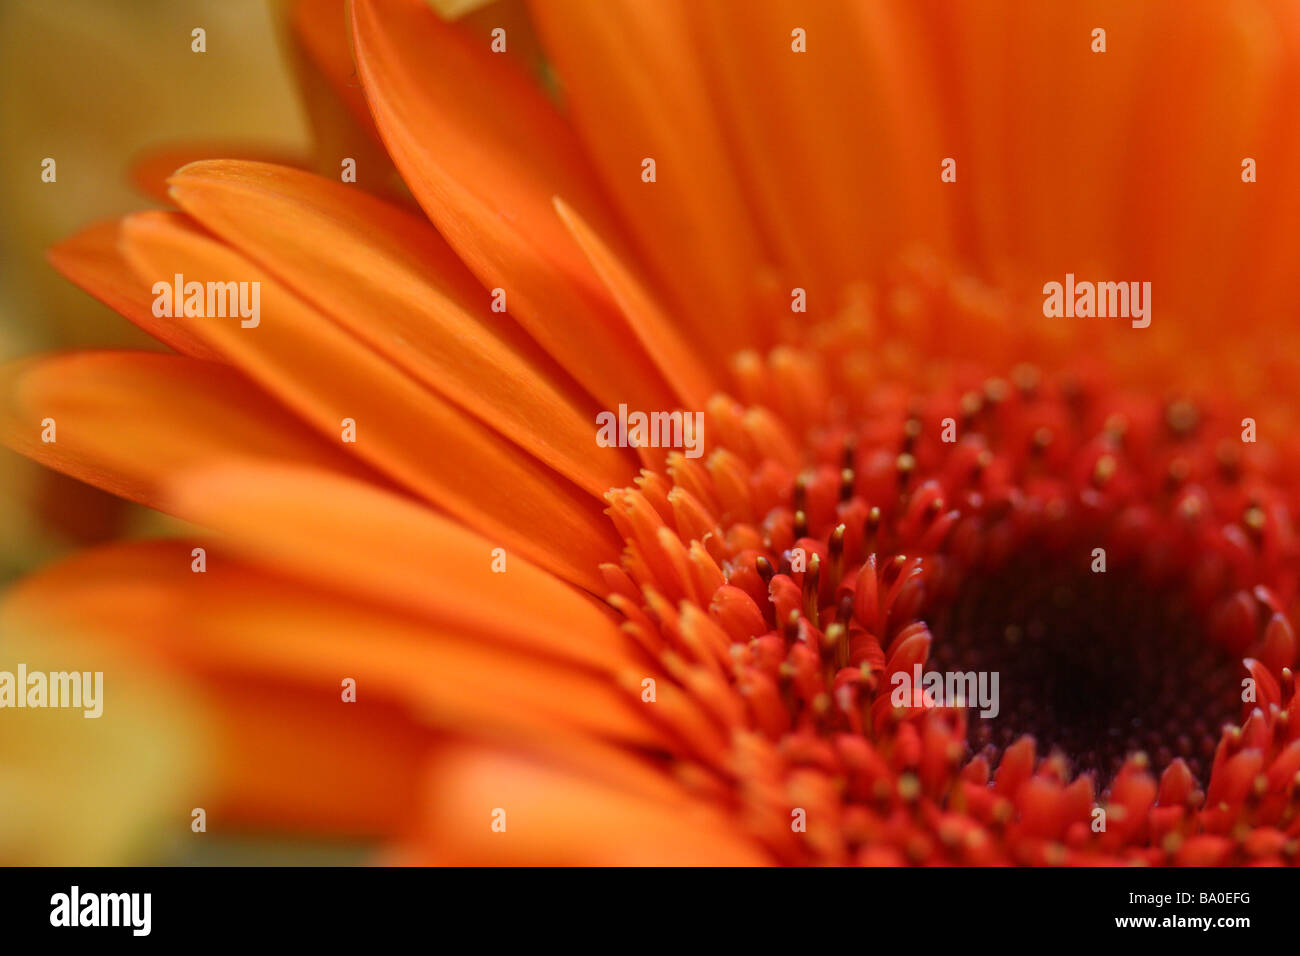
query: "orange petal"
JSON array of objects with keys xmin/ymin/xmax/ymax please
[
  {"xmin": 528, "ymin": 0, "xmax": 769, "ymax": 361},
  {"xmin": 403, "ymin": 743, "xmax": 769, "ymax": 865},
  {"xmin": 128, "ymin": 142, "xmax": 307, "ymax": 204},
  {"xmin": 166, "ymin": 461, "xmax": 637, "ymax": 673},
  {"xmin": 201, "ymin": 674, "xmax": 432, "ymax": 838},
  {"xmin": 553, "ymin": 197, "xmax": 716, "ymax": 408},
  {"xmin": 288, "ymin": 0, "xmax": 413, "ymax": 199},
  {"xmin": 47, "ymin": 221, "xmax": 224, "ymax": 361},
  {"xmin": 166, "ymin": 160, "xmax": 636, "ymax": 496},
  {"xmin": 350, "ymin": 0, "xmax": 675, "ymax": 412},
  {"xmin": 0, "ymin": 350, "xmax": 369, "ymax": 512},
  {"xmin": 687, "ymin": 0, "xmax": 950, "ymax": 297},
  {"xmin": 119, "ymin": 209, "xmax": 620, "ymax": 592},
  {"xmin": 290, "ymin": 0, "xmax": 382, "ymax": 139},
  {"xmin": 2, "ymin": 540, "xmax": 663, "ymax": 751}
]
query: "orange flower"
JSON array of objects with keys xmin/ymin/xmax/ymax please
[{"xmin": 4, "ymin": 0, "xmax": 1300, "ymax": 864}]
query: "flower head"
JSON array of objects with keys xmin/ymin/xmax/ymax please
[{"xmin": 3, "ymin": 0, "xmax": 1300, "ymax": 865}]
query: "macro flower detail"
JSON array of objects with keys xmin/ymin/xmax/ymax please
[
  {"xmin": 599, "ymin": 326, "xmax": 1300, "ymax": 864},
  {"xmin": 3, "ymin": 0, "xmax": 1300, "ymax": 869}
]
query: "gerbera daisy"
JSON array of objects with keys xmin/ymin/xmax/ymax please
[{"xmin": 3, "ymin": 0, "xmax": 1299, "ymax": 866}]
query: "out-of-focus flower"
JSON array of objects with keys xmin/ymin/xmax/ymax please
[{"xmin": 3, "ymin": 0, "xmax": 1300, "ymax": 864}]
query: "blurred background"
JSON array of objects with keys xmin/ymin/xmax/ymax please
[{"xmin": 0, "ymin": 0, "xmax": 311, "ymax": 587}]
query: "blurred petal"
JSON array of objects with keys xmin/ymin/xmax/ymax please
[
  {"xmin": 165, "ymin": 461, "xmax": 638, "ymax": 672},
  {"xmin": 48, "ymin": 221, "xmax": 225, "ymax": 361},
  {"xmin": 200, "ymin": 675, "xmax": 430, "ymax": 837},
  {"xmin": 687, "ymin": 0, "xmax": 951, "ymax": 298},
  {"xmin": 2, "ymin": 540, "xmax": 666, "ymax": 751},
  {"xmin": 0, "ymin": 350, "xmax": 369, "ymax": 513},
  {"xmin": 401, "ymin": 744, "xmax": 770, "ymax": 865},
  {"xmin": 529, "ymin": 0, "xmax": 768, "ymax": 360}
]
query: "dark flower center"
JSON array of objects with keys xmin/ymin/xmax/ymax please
[{"xmin": 927, "ymin": 547, "xmax": 1242, "ymax": 789}]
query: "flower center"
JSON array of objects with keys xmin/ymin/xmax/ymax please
[
  {"xmin": 926, "ymin": 546, "xmax": 1241, "ymax": 787},
  {"xmin": 605, "ymin": 307, "xmax": 1297, "ymax": 862}
]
